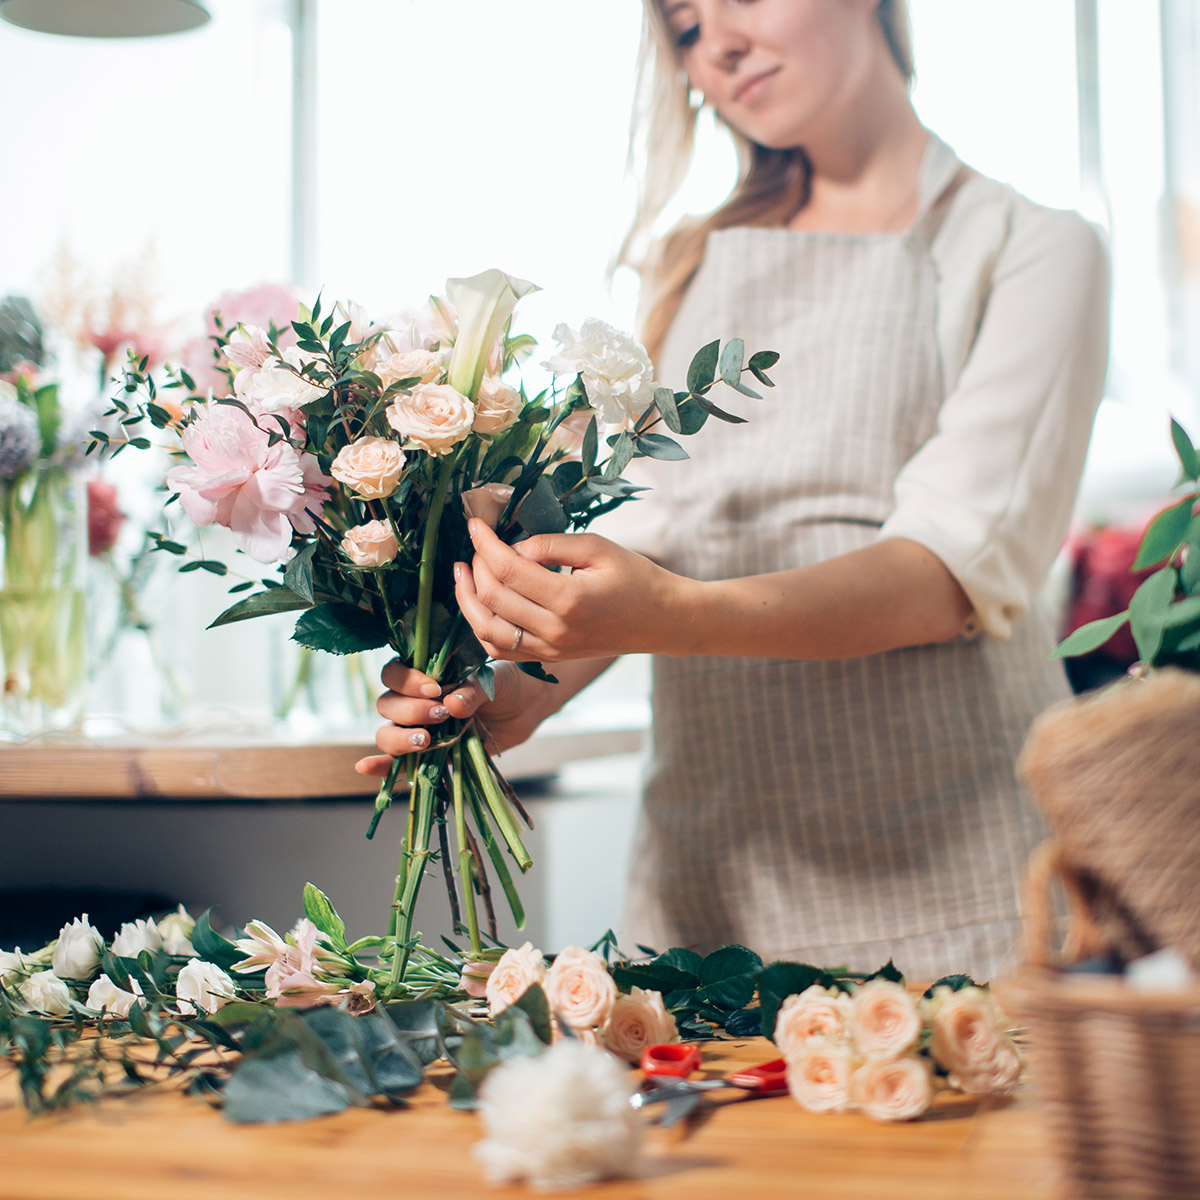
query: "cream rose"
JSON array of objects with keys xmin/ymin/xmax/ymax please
[
  {"xmin": 341, "ymin": 519, "xmax": 398, "ymax": 567},
  {"xmin": 486, "ymin": 942, "xmax": 547, "ymax": 1017},
  {"xmin": 543, "ymin": 945, "xmax": 618, "ymax": 1033},
  {"xmin": 175, "ymin": 960, "xmax": 237, "ymax": 1015},
  {"xmin": 376, "ymin": 349, "xmax": 443, "ymax": 388},
  {"xmin": 20, "ymin": 971, "xmax": 72, "ymax": 1015},
  {"xmin": 331, "ymin": 436, "xmax": 406, "ymax": 500},
  {"xmin": 158, "ymin": 905, "xmax": 197, "ymax": 957},
  {"xmin": 461, "ymin": 483, "xmax": 514, "ymax": 530},
  {"xmin": 786, "ymin": 1044, "xmax": 857, "ymax": 1113},
  {"xmin": 849, "ymin": 979, "xmax": 921, "ymax": 1060},
  {"xmin": 774, "ymin": 984, "xmax": 853, "ymax": 1055},
  {"xmin": 849, "ymin": 1055, "xmax": 933, "ymax": 1122},
  {"xmin": 600, "ymin": 988, "xmax": 678, "ymax": 1063},
  {"xmin": 111, "ymin": 918, "xmax": 162, "ymax": 958},
  {"xmin": 471, "ymin": 375, "xmax": 522, "ymax": 435},
  {"xmin": 386, "ymin": 382, "xmax": 474, "ymax": 455},
  {"xmin": 926, "ymin": 986, "xmax": 1023, "ymax": 1095},
  {"xmin": 0, "ymin": 948, "xmax": 28, "ymax": 988},
  {"xmin": 51, "ymin": 915, "xmax": 103, "ymax": 980},
  {"xmin": 542, "ymin": 319, "xmax": 657, "ymax": 426},
  {"xmin": 86, "ymin": 973, "xmax": 143, "ymax": 1018}
]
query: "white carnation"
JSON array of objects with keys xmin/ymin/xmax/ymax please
[
  {"xmin": 474, "ymin": 1040, "xmax": 642, "ymax": 1189},
  {"xmin": 543, "ymin": 319, "xmax": 657, "ymax": 426},
  {"xmin": 237, "ymin": 346, "xmax": 325, "ymax": 410},
  {"xmin": 51, "ymin": 914, "xmax": 104, "ymax": 980},
  {"xmin": 19, "ymin": 971, "xmax": 72, "ymax": 1016}
]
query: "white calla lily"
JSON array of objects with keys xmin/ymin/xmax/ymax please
[{"xmin": 444, "ymin": 269, "xmax": 538, "ymax": 400}]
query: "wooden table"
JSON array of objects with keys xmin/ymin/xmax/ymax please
[{"xmin": 0, "ymin": 1036, "xmax": 1061, "ymax": 1200}]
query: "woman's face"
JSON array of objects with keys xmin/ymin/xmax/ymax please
[{"xmin": 659, "ymin": 0, "xmax": 884, "ymax": 149}]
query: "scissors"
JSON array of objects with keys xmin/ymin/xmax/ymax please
[{"xmin": 631, "ymin": 1044, "xmax": 790, "ymax": 1128}]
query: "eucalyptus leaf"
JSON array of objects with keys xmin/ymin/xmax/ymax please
[
  {"xmin": 515, "ymin": 476, "xmax": 569, "ymax": 535},
  {"xmin": 207, "ymin": 587, "xmax": 312, "ymax": 629},
  {"xmin": 601, "ymin": 431, "xmax": 635, "ymax": 481},
  {"xmin": 357, "ymin": 1014, "xmax": 424, "ymax": 1097},
  {"xmin": 653, "ymin": 386, "xmax": 682, "ymax": 434},
  {"xmin": 223, "ymin": 1047, "xmax": 355, "ymax": 1123},
  {"xmin": 292, "ymin": 602, "xmax": 391, "ymax": 656},
  {"xmin": 581, "ymin": 415, "xmax": 598, "ymax": 474},
  {"xmin": 687, "ymin": 339, "xmax": 720, "ymax": 393},
  {"xmin": 634, "ymin": 432, "xmax": 688, "ymax": 461},
  {"xmin": 384, "ymin": 999, "xmax": 444, "ymax": 1066},
  {"xmin": 718, "ymin": 337, "xmax": 745, "ymax": 387},
  {"xmin": 1171, "ymin": 417, "xmax": 1200, "ymax": 481},
  {"xmin": 748, "ymin": 350, "xmax": 780, "ymax": 371}
]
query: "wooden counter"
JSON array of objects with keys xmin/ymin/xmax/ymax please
[{"xmin": 0, "ymin": 1036, "xmax": 1060, "ymax": 1200}]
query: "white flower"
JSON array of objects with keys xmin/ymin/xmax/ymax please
[
  {"xmin": 543, "ymin": 945, "xmax": 618, "ymax": 1033},
  {"xmin": 848, "ymin": 979, "xmax": 922, "ymax": 1060},
  {"xmin": 111, "ymin": 918, "xmax": 162, "ymax": 958},
  {"xmin": 601, "ymin": 987, "xmax": 678, "ymax": 1062},
  {"xmin": 486, "ymin": 941, "xmax": 546, "ymax": 1017},
  {"xmin": 19, "ymin": 971, "xmax": 71, "ymax": 1016},
  {"xmin": 543, "ymin": 319, "xmax": 657, "ymax": 426},
  {"xmin": 849, "ymin": 1055, "xmax": 934, "ymax": 1122},
  {"xmin": 0, "ymin": 387, "xmax": 40, "ymax": 480},
  {"xmin": 51, "ymin": 915, "xmax": 104, "ymax": 981},
  {"xmin": 86, "ymin": 973, "xmax": 143, "ymax": 1018},
  {"xmin": 0, "ymin": 947, "xmax": 29, "ymax": 988},
  {"xmin": 474, "ymin": 1040, "xmax": 642, "ymax": 1189},
  {"xmin": 158, "ymin": 905, "xmax": 197, "ymax": 957},
  {"xmin": 786, "ymin": 1043, "xmax": 857, "ymax": 1113},
  {"xmin": 237, "ymin": 346, "xmax": 326, "ymax": 410},
  {"xmin": 774, "ymin": 984, "xmax": 853, "ymax": 1055},
  {"xmin": 223, "ymin": 323, "xmax": 273, "ymax": 371},
  {"xmin": 375, "ymin": 349, "xmax": 443, "ymax": 388},
  {"xmin": 444, "ymin": 269, "xmax": 539, "ymax": 400},
  {"xmin": 175, "ymin": 960, "xmax": 237, "ymax": 1015}
]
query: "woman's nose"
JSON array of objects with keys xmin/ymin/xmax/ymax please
[{"xmin": 700, "ymin": 16, "xmax": 750, "ymax": 72}]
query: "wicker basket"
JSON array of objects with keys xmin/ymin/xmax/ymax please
[{"xmin": 1003, "ymin": 842, "xmax": 1200, "ymax": 1200}]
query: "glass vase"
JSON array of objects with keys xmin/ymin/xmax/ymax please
[{"xmin": 0, "ymin": 466, "xmax": 88, "ymax": 739}]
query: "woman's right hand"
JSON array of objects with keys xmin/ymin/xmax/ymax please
[{"xmin": 354, "ymin": 659, "xmax": 543, "ymax": 778}]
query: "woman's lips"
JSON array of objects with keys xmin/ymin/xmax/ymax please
[{"xmin": 734, "ymin": 67, "xmax": 780, "ymax": 105}]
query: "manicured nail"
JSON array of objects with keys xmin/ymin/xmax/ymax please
[
  {"xmin": 420, "ymin": 682, "xmax": 442, "ymax": 697},
  {"xmin": 453, "ymin": 562, "xmax": 463, "ymax": 582},
  {"xmin": 453, "ymin": 693, "xmax": 468, "ymax": 707},
  {"xmin": 429, "ymin": 706, "xmax": 449, "ymax": 720},
  {"xmin": 409, "ymin": 731, "xmax": 428, "ymax": 748}
]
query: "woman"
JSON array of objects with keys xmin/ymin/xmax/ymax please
[{"xmin": 358, "ymin": 0, "xmax": 1109, "ymax": 979}]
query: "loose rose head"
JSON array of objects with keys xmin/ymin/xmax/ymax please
[
  {"xmin": 0, "ymin": 948, "xmax": 28, "ymax": 988},
  {"xmin": 111, "ymin": 918, "xmax": 162, "ymax": 959},
  {"xmin": 774, "ymin": 984, "xmax": 853, "ymax": 1055},
  {"xmin": 341, "ymin": 519, "xmax": 398, "ymax": 567},
  {"xmin": 486, "ymin": 941, "xmax": 546, "ymax": 1017},
  {"xmin": 385, "ymin": 383, "xmax": 475, "ymax": 455},
  {"xmin": 543, "ymin": 945, "xmax": 618, "ymax": 1033},
  {"xmin": 849, "ymin": 979, "xmax": 921, "ymax": 1059},
  {"xmin": 19, "ymin": 971, "xmax": 71, "ymax": 1016},
  {"xmin": 461, "ymin": 483, "xmax": 514, "ymax": 530},
  {"xmin": 542, "ymin": 319, "xmax": 657, "ymax": 426},
  {"xmin": 471, "ymin": 375, "xmax": 522, "ymax": 436},
  {"xmin": 850, "ymin": 1055, "xmax": 933, "ymax": 1122},
  {"xmin": 926, "ymin": 986, "xmax": 1022, "ymax": 1095},
  {"xmin": 175, "ymin": 960, "xmax": 237, "ymax": 1015},
  {"xmin": 330, "ymin": 436, "xmax": 406, "ymax": 500},
  {"xmin": 51, "ymin": 915, "xmax": 104, "ymax": 981},
  {"xmin": 157, "ymin": 905, "xmax": 197, "ymax": 957},
  {"xmin": 786, "ymin": 1044, "xmax": 857, "ymax": 1113},
  {"xmin": 601, "ymin": 987, "xmax": 678, "ymax": 1062},
  {"xmin": 86, "ymin": 478, "xmax": 126, "ymax": 556},
  {"xmin": 86, "ymin": 973, "xmax": 143, "ymax": 1018}
]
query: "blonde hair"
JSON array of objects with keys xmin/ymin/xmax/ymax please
[{"xmin": 621, "ymin": 1, "xmax": 915, "ymax": 362}]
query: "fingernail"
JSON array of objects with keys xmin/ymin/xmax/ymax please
[
  {"xmin": 453, "ymin": 562, "xmax": 463, "ymax": 582},
  {"xmin": 429, "ymin": 705, "xmax": 449, "ymax": 720},
  {"xmin": 410, "ymin": 731, "xmax": 429, "ymax": 748},
  {"xmin": 453, "ymin": 693, "xmax": 468, "ymax": 707},
  {"xmin": 467, "ymin": 520, "xmax": 479, "ymax": 539},
  {"xmin": 420, "ymin": 682, "xmax": 442, "ymax": 697}
]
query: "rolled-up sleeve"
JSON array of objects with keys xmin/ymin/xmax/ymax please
[{"xmin": 878, "ymin": 204, "xmax": 1111, "ymax": 639}]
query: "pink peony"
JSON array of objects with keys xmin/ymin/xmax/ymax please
[
  {"xmin": 86, "ymin": 478, "xmax": 126, "ymax": 556},
  {"xmin": 166, "ymin": 400, "xmax": 331, "ymax": 563}
]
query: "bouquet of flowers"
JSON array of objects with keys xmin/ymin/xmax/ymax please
[{"xmin": 91, "ymin": 268, "xmax": 778, "ymax": 989}]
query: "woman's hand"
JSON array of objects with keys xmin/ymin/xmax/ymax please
[
  {"xmin": 454, "ymin": 518, "xmax": 687, "ymax": 662},
  {"xmin": 354, "ymin": 659, "xmax": 546, "ymax": 778}
]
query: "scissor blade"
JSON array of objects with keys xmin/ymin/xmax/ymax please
[{"xmin": 658, "ymin": 1092, "xmax": 703, "ymax": 1129}]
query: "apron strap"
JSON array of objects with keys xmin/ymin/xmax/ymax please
[{"xmin": 911, "ymin": 166, "xmax": 973, "ymax": 247}]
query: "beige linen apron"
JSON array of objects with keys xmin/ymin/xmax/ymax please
[{"xmin": 619, "ymin": 201, "xmax": 1068, "ymax": 980}]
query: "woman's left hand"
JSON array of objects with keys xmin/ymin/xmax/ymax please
[{"xmin": 455, "ymin": 518, "xmax": 687, "ymax": 661}]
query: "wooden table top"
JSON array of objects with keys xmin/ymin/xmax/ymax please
[{"xmin": 0, "ymin": 1036, "xmax": 1060, "ymax": 1200}]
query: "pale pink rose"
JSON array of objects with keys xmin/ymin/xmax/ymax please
[
  {"xmin": 600, "ymin": 988, "xmax": 678, "ymax": 1062},
  {"xmin": 472, "ymin": 375, "xmax": 522, "ymax": 435},
  {"xmin": 849, "ymin": 1055, "xmax": 933, "ymax": 1122},
  {"xmin": 460, "ymin": 959, "xmax": 497, "ymax": 999},
  {"xmin": 543, "ymin": 945, "xmax": 618, "ymax": 1033},
  {"xmin": 849, "ymin": 980, "xmax": 921, "ymax": 1060},
  {"xmin": 206, "ymin": 283, "xmax": 300, "ymax": 342},
  {"xmin": 386, "ymin": 383, "xmax": 474, "ymax": 456},
  {"xmin": 86, "ymin": 478, "xmax": 126, "ymax": 556},
  {"xmin": 774, "ymin": 985, "xmax": 853, "ymax": 1056},
  {"xmin": 330, "ymin": 437, "xmax": 406, "ymax": 500},
  {"xmin": 376, "ymin": 349, "xmax": 443, "ymax": 389},
  {"xmin": 167, "ymin": 401, "xmax": 332, "ymax": 563},
  {"xmin": 926, "ymin": 986, "xmax": 1023, "ymax": 1096},
  {"xmin": 487, "ymin": 942, "xmax": 547, "ymax": 1017},
  {"xmin": 786, "ymin": 1044, "xmax": 857, "ymax": 1113},
  {"xmin": 341, "ymin": 519, "xmax": 398, "ymax": 567},
  {"xmin": 0, "ymin": 359, "xmax": 40, "ymax": 386},
  {"xmin": 461, "ymin": 483, "xmax": 514, "ymax": 530}
]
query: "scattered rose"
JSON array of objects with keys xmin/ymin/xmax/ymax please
[
  {"xmin": 486, "ymin": 942, "xmax": 546, "ymax": 1017},
  {"xmin": 543, "ymin": 945, "xmax": 618, "ymax": 1033},
  {"xmin": 51, "ymin": 915, "xmax": 103, "ymax": 981},
  {"xmin": 774, "ymin": 984, "xmax": 853, "ymax": 1055},
  {"xmin": 330, "ymin": 436, "xmax": 406, "ymax": 500},
  {"xmin": 386, "ymin": 383, "xmax": 475, "ymax": 456},
  {"xmin": 926, "ymin": 986, "xmax": 1022, "ymax": 1095},
  {"xmin": 86, "ymin": 478, "xmax": 126, "ymax": 556},
  {"xmin": 849, "ymin": 979, "xmax": 921, "ymax": 1060},
  {"xmin": 157, "ymin": 905, "xmax": 197, "ymax": 957},
  {"xmin": 850, "ymin": 1055, "xmax": 933, "ymax": 1122},
  {"xmin": 461, "ymin": 483, "xmax": 513, "ymax": 530},
  {"xmin": 542, "ymin": 319, "xmax": 657, "ymax": 426},
  {"xmin": 86, "ymin": 973, "xmax": 143, "ymax": 1018},
  {"xmin": 341, "ymin": 519, "xmax": 398, "ymax": 567},
  {"xmin": 19, "ymin": 971, "xmax": 71, "ymax": 1016},
  {"xmin": 471, "ymin": 375, "xmax": 522, "ymax": 436},
  {"xmin": 474, "ymin": 1039, "xmax": 641, "ymax": 1189},
  {"xmin": 786, "ymin": 1044, "xmax": 857, "ymax": 1113},
  {"xmin": 175, "ymin": 960, "xmax": 237, "ymax": 1015},
  {"xmin": 110, "ymin": 918, "xmax": 162, "ymax": 959},
  {"xmin": 601, "ymin": 987, "xmax": 678, "ymax": 1062},
  {"xmin": 0, "ymin": 948, "xmax": 28, "ymax": 988}
]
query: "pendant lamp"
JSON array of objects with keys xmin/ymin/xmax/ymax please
[{"xmin": 0, "ymin": 0, "xmax": 210, "ymax": 37}]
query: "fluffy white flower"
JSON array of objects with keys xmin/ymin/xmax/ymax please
[
  {"xmin": 86, "ymin": 973, "xmax": 143, "ymax": 1018},
  {"xmin": 543, "ymin": 319, "xmax": 657, "ymax": 426},
  {"xmin": 474, "ymin": 1040, "xmax": 642, "ymax": 1189},
  {"xmin": 237, "ymin": 346, "xmax": 325, "ymax": 410},
  {"xmin": 19, "ymin": 971, "xmax": 71, "ymax": 1016},
  {"xmin": 175, "ymin": 960, "xmax": 237, "ymax": 1015},
  {"xmin": 111, "ymin": 918, "xmax": 162, "ymax": 958},
  {"xmin": 51, "ymin": 915, "xmax": 104, "ymax": 980}
]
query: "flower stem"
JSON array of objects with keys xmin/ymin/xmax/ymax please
[
  {"xmin": 413, "ymin": 453, "xmax": 458, "ymax": 674},
  {"xmin": 465, "ymin": 728, "xmax": 532, "ymax": 871},
  {"xmin": 452, "ymin": 741, "xmax": 482, "ymax": 953}
]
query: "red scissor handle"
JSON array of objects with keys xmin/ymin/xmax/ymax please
[
  {"xmin": 640, "ymin": 1042, "xmax": 701, "ymax": 1079},
  {"xmin": 727, "ymin": 1057, "xmax": 789, "ymax": 1094}
]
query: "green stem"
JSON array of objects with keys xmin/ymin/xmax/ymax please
[
  {"xmin": 452, "ymin": 742, "xmax": 481, "ymax": 953},
  {"xmin": 413, "ymin": 453, "xmax": 458, "ymax": 674},
  {"xmin": 464, "ymin": 771, "xmax": 526, "ymax": 929},
  {"xmin": 465, "ymin": 728, "xmax": 532, "ymax": 871}
]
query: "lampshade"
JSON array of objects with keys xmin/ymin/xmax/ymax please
[{"xmin": 0, "ymin": 0, "xmax": 210, "ymax": 37}]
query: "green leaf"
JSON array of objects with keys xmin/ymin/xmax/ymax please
[
  {"xmin": 285, "ymin": 540, "xmax": 318, "ymax": 603},
  {"xmin": 657, "ymin": 947, "xmax": 703, "ymax": 975},
  {"xmin": 601, "ymin": 431, "xmax": 635, "ymax": 481},
  {"xmin": 1051, "ymin": 612, "xmax": 1129, "ymax": 659},
  {"xmin": 292, "ymin": 603, "xmax": 391, "ymax": 656},
  {"xmin": 653, "ymin": 386, "xmax": 682, "ymax": 434},
  {"xmin": 511, "ymin": 983, "xmax": 553, "ymax": 1044},
  {"xmin": 1171, "ymin": 417, "xmax": 1200, "ymax": 481},
  {"xmin": 223, "ymin": 1046, "xmax": 354, "ymax": 1123},
  {"xmin": 718, "ymin": 338, "xmax": 745, "ymax": 388},
  {"xmin": 302, "ymin": 883, "xmax": 347, "ymax": 949},
  {"xmin": 675, "ymin": 398, "xmax": 709, "ymax": 435},
  {"xmin": 756, "ymin": 961, "xmax": 841, "ymax": 1042},
  {"xmin": 687, "ymin": 339, "xmax": 720, "ymax": 393},
  {"xmin": 515, "ymin": 476, "xmax": 569, "ymax": 535},
  {"xmin": 1128, "ymin": 566, "xmax": 1178, "ymax": 664},
  {"xmin": 748, "ymin": 350, "xmax": 780, "ymax": 372},
  {"xmin": 922, "ymin": 974, "xmax": 979, "ymax": 999},
  {"xmin": 696, "ymin": 945, "xmax": 763, "ymax": 1010},
  {"xmin": 191, "ymin": 911, "xmax": 247, "ymax": 972},
  {"xmin": 356, "ymin": 1012, "xmax": 424, "ymax": 1097},
  {"xmin": 724, "ymin": 1008, "xmax": 763, "ymax": 1037},
  {"xmin": 863, "ymin": 958, "xmax": 904, "ymax": 984},
  {"xmin": 207, "ymin": 587, "xmax": 312, "ymax": 629},
  {"xmin": 476, "ymin": 663, "xmax": 496, "ymax": 701},
  {"xmin": 383, "ymin": 1000, "xmax": 444, "ymax": 1067},
  {"xmin": 693, "ymin": 392, "xmax": 747, "ymax": 424},
  {"xmin": 1133, "ymin": 497, "xmax": 1193, "ymax": 570},
  {"xmin": 634, "ymin": 433, "xmax": 688, "ymax": 461},
  {"xmin": 517, "ymin": 661, "xmax": 559, "ymax": 684},
  {"xmin": 581, "ymin": 415, "xmax": 598, "ymax": 474},
  {"xmin": 612, "ymin": 961, "xmax": 700, "ymax": 995}
]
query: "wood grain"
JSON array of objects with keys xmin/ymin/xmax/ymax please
[{"xmin": 0, "ymin": 1037, "xmax": 1061, "ymax": 1200}]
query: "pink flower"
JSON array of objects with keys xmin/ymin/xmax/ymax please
[
  {"xmin": 0, "ymin": 360, "xmax": 40, "ymax": 386},
  {"xmin": 774, "ymin": 985, "xmax": 853, "ymax": 1056},
  {"xmin": 543, "ymin": 945, "xmax": 618, "ymax": 1033},
  {"xmin": 86, "ymin": 478, "xmax": 126, "ymax": 556},
  {"xmin": 166, "ymin": 400, "xmax": 331, "ymax": 563},
  {"xmin": 487, "ymin": 942, "xmax": 546, "ymax": 1017},
  {"xmin": 460, "ymin": 959, "xmax": 497, "ymax": 999},
  {"xmin": 601, "ymin": 988, "xmax": 678, "ymax": 1062},
  {"xmin": 786, "ymin": 1044, "xmax": 857, "ymax": 1113},
  {"xmin": 205, "ymin": 283, "xmax": 300, "ymax": 344},
  {"xmin": 849, "ymin": 1055, "xmax": 933, "ymax": 1122},
  {"xmin": 848, "ymin": 980, "xmax": 921, "ymax": 1060}
]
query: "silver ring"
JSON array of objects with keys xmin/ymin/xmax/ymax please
[{"xmin": 510, "ymin": 626, "xmax": 523, "ymax": 652}]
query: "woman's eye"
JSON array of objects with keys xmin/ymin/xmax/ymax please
[{"xmin": 675, "ymin": 23, "xmax": 700, "ymax": 49}]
